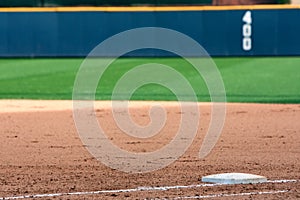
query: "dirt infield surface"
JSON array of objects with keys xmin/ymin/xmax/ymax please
[{"xmin": 0, "ymin": 100, "xmax": 299, "ymax": 199}]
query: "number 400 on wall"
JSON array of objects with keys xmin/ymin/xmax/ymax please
[{"xmin": 242, "ymin": 11, "xmax": 252, "ymax": 51}]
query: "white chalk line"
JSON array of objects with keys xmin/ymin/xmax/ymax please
[{"xmin": 0, "ymin": 179, "xmax": 297, "ymax": 200}]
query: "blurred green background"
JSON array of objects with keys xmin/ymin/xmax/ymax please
[{"xmin": 0, "ymin": 57, "xmax": 299, "ymax": 103}]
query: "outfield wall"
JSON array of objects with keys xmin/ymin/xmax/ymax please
[{"xmin": 0, "ymin": 6, "xmax": 299, "ymax": 57}]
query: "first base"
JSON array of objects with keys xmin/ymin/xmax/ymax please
[{"xmin": 201, "ymin": 173, "xmax": 267, "ymax": 184}]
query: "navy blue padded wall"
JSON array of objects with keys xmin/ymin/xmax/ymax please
[{"xmin": 0, "ymin": 9, "xmax": 299, "ymax": 57}]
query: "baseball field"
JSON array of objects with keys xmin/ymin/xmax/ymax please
[{"xmin": 0, "ymin": 57, "xmax": 299, "ymax": 199}]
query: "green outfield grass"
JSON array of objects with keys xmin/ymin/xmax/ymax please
[{"xmin": 0, "ymin": 57, "xmax": 299, "ymax": 103}]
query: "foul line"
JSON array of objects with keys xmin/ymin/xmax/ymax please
[{"xmin": 0, "ymin": 179, "xmax": 297, "ymax": 200}]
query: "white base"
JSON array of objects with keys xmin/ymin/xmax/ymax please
[{"xmin": 201, "ymin": 173, "xmax": 267, "ymax": 184}]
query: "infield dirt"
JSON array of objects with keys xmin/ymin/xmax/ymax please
[{"xmin": 0, "ymin": 100, "xmax": 299, "ymax": 199}]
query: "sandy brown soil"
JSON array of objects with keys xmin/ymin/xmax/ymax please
[{"xmin": 0, "ymin": 100, "xmax": 299, "ymax": 199}]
